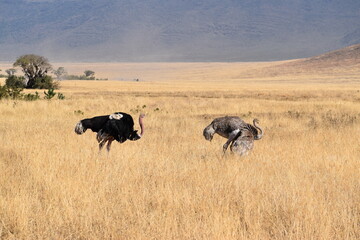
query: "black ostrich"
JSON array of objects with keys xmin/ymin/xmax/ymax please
[{"xmin": 75, "ymin": 112, "xmax": 145, "ymax": 152}]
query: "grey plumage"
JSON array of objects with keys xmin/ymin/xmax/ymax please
[{"xmin": 203, "ymin": 116, "xmax": 263, "ymax": 155}]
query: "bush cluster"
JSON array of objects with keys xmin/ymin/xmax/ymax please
[
  {"xmin": 32, "ymin": 75, "xmax": 59, "ymax": 89},
  {"xmin": 0, "ymin": 70, "xmax": 63, "ymax": 100},
  {"xmin": 5, "ymin": 75, "xmax": 26, "ymax": 88},
  {"xmin": 3, "ymin": 74, "xmax": 58, "ymax": 89},
  {"xmin": 0, "ymin": 85, "xmax": 24, "ymax": 100},
  {"xmin": 0, "ymin": 84, "xmax": 64, "ymax": 101},
  {"xmin": 64, "ymin": 74, "xmax": 96, "ymax": 80}
]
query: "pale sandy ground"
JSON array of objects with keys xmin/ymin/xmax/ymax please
[
  {"xmin": 0, "ymin": 61, "xmax": 277, "ymax": 81},
  {"xmin": 1, "ymin": 60, "xmax": 359, "ymax": 85}
]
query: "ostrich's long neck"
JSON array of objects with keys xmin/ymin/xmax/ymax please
[
  {"xmin": 139, "ymin": 114, "xmax": 145, "ymax": 136},
  {"xmin": 253, "ymin": 120, "xmax": 263, "ymax": 140}
]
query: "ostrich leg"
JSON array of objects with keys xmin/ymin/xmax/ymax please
[
  {"xmin": 222, "ymin": 129, "xmax": 240, "ymax": 153},
  {"xmin": 98, "ymin": 139, "xmax": 107, "ymax": 151},
  {"xmin": 106, "ymin": 138, "xmax": 114, "ymax": 152}
]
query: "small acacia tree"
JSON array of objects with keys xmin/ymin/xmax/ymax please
[
  {"xmin": 5, "ymin": 68, "xmax": 17, "ymax": 76},
  {"xmin": 53, "ymin": 67, "xmax": 67, "ymax": 80},
  {"xmin": 84, "ymin": 70, "xmax": 95, "ymax": 78},
  {"xmin": 13, "ymin": 54, "xmax": 53, "ymax": 89}
]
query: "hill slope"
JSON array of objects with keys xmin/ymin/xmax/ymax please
[
  {"xmin": 289, "ymin": 43, "xmax": 360, "ymax": 69},
  {"xmin": 249, "ymin": 43, "xmax": 360, "ymax": 79},
  {"xmin": 0, "ymin": 0, "xmax": 360, "ymax": 61},
  {"xmin": 275, "ymin": 43, "xmax": 360, "ymax": 70}
]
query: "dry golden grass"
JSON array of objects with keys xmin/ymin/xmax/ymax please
[{"xmin": 1, "ymin": 62, "xmax": 360, "ymax": 239}]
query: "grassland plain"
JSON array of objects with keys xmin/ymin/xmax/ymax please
[{"xmin": 0, "ymin": 62, "xmax": 360, "ymax": 239}]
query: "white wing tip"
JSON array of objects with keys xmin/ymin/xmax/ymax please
[{"xmin": 109, "ymin": 113, "xmax": 123, "ymax": 120}]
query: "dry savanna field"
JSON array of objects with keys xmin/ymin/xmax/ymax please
[{"xmin": 0, "ymin": 60, "xmax": 360, "ymax": 239}]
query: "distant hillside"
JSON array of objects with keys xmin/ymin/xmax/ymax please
[
  {"xmin": 253, "ymin": 43, "xmax": 360, "ymax": 77},
  {"xmin": 290, "ymin": 43, "xmax": 360, "ymax": 69},
  {"xmin": 0, "ymin": 0, "xmax": 360, "ymax": 61},
  {"xmin": 278, "ymin": 43, "xmax": 360, "ymax": 69}
]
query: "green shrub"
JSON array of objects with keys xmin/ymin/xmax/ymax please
[
  {"xmin": 44, "ymin": 88, "xmax": 56, "ymax": 100},
  {"xmin": 0, "ymin": 83, "xmax": 63, "ymax": 101},
  {"xmin": 65, "ymin": 74, "xmax": 95, "ymax": 80},
  {"xmin": 57, "ymin": 93, "xmax": 65, "ymax": 100},
  {"xmin": 0, "ymin": 85, "xmax": 8, "ymax": 99},
  {"xmin": 74, "ymin": 110, "xmax": 84, "ymax": 115},
  {"xmin": 23, "ymin": 92, "xmax": 40, "ymax": 101},
  {"xmin": 6, "ymin": 86, "xmax": 24, "ymax": 100},
  {"xmin": 33, "ymin": 76, "xmax": 59, "ymax": 89},
  {"xmin": 0, "ymin": 85, "xmax": 21, "ymax": 100},
  {"xmin": 5, "ymin": 75, "xmax": 26, "ymax": 88}
]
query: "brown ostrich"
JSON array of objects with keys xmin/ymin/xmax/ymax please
[{"xmin": 203, "ymin": 116, "xmax": 263, "ymax": 155}]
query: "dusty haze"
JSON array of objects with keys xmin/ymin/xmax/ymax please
[{"xmin": 1, "ymin": 0, "xmax": 360, "ymax": 61}]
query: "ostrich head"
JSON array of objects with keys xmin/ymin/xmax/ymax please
[
  {"xmin": 129, "ymin": 114, "xmax": 145, "ymax": 141},
  {"xmin": 203, "ymin": 125, "xmax": 215, "ymax": 141}
]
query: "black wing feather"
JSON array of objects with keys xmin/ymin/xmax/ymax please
[
  {"xmin": 101, "ymin": 112, "xmax": 135, "ymax": 142},
  {"xmin": 80, "ymin": 115, "xmax": 110, "ymax": 132}
]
